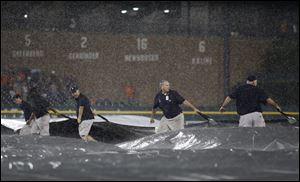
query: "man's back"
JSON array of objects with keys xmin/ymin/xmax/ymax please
[
  {"xmin": 229, "ymin": 84, "xmax": 269, "ymax": 115},
  {"xmin": 29, "ymin": 95, "xmax": 50, "ymax": 118},
  {"xmin": 19, "ymin": 101, "xmax": 33, "ymax": 121},
  {"xmin": 75, "ymin": 93, "xmax": 94, "ymax": 121}
]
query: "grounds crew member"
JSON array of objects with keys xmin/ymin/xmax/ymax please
[
  {"xmin": 27, "ymin": 88, "xmax": 51, "ymax": 135},
  {"xmin": 150, "ymin": 80, "xmax": 201, "ymax": 133},
  {"xmin": 13, "ymin": 94, "xmax": 35, "ymax": 135},
  {"xmin": 71, "ymin": 86, "xmax": 97, "ymax": 142},
  {"xmin": 219, "ymin": 75, "xmax": 282, "ymax": 127}
]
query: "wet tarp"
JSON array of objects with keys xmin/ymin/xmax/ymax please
[
  {"xmin": 1, "ymin": 116, "xmax": 211, "ymax": 143},
  {"xmin": 117, "ymin": 127, "xmax": 299, "ymax": 151},
  {"xmin": 1, "ymin": 116, "xmax": 160, "ymax": 143},
  {"xmin": 1, "ymin": 125, "xmax": 299, "ymax": 180}
]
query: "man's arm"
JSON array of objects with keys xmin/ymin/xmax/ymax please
[
  {"xmin": 150, "ymin": 108, "xmax": 157, "ymax": 123},
  {"xmin": 266, "ymin": 98, "xmax": 281, "ymax": 111},
  {"xmin": 150, "ymin": 96, "xmax": 159, "ymax": 124},
  {"xmin": 26, "ymin": 112, "xmax": 35, "ymax": 125},
  {"xmin": 183, "ymin": 100, "xmax": 201, "ymax": 113},
  {"xmin": 90, "ymin": 107, "xmax": 96, "ymax": 116},
  {"xmin": 219, "ymin": 96, "xmax": 232, "ymax": 112},
  {"xmin": 78, "ymin": 106, "xmax": 84, "ymax": 123}
]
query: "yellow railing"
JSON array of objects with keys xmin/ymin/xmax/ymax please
[{"xmin": 1, "ymin": 109, "xmax": 299, "ymax": 116}]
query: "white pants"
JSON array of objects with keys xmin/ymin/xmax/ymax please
[
  {"xmin": 79, "ymin": 119, "xmax": 94, "ymax": 137},
  {"xmin": 239, "ymin": 112, "xmax": 266, "ymax": 127},
  {"xmin": 20, "ymin": 114, "xmax": 50, "ymax": 136},
  {"xmin": 156, "ymin": 113, "xmax": 184, "ymax": 134}
]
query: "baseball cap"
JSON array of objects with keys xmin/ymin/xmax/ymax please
[
  {"xmin": 12, "ymin": 94, "xmax": 22, "ymax": 100},
  {"xmin": 247, "ymin": 75, "xmax": 257, "ymax": 81},
  {"xmin": 70, "ymin": 86, "xmax": 79, "ymax": 93}
]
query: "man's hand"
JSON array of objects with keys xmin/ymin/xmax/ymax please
[
  {"xmin": 150, "ymin": 118, "xmax": 155, "ymax": 124},
  {"xmin": 220, "ymin": 97, "xmax": 232, "ymax": 113},
  {"xmin": 276, "ymin": 105, "xmax": 282, "ymax": 112},
  {"xmin": 26, "ymin": 120, "xmax": 32, "ymax": 126},
  {"xmin": 77, "ymin": 118, "xmax": 81, "ymax": 124},
  {"xmin": 219, "ymin": 106, "xmax": 226, "ymax": 112},
  {"xmin": 91, "ymin": 109, "xmax": 97, "ymax": 116},
  {"xmin": 194, "ymin": 108, "xmax": 201, "ymax": 113}
]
